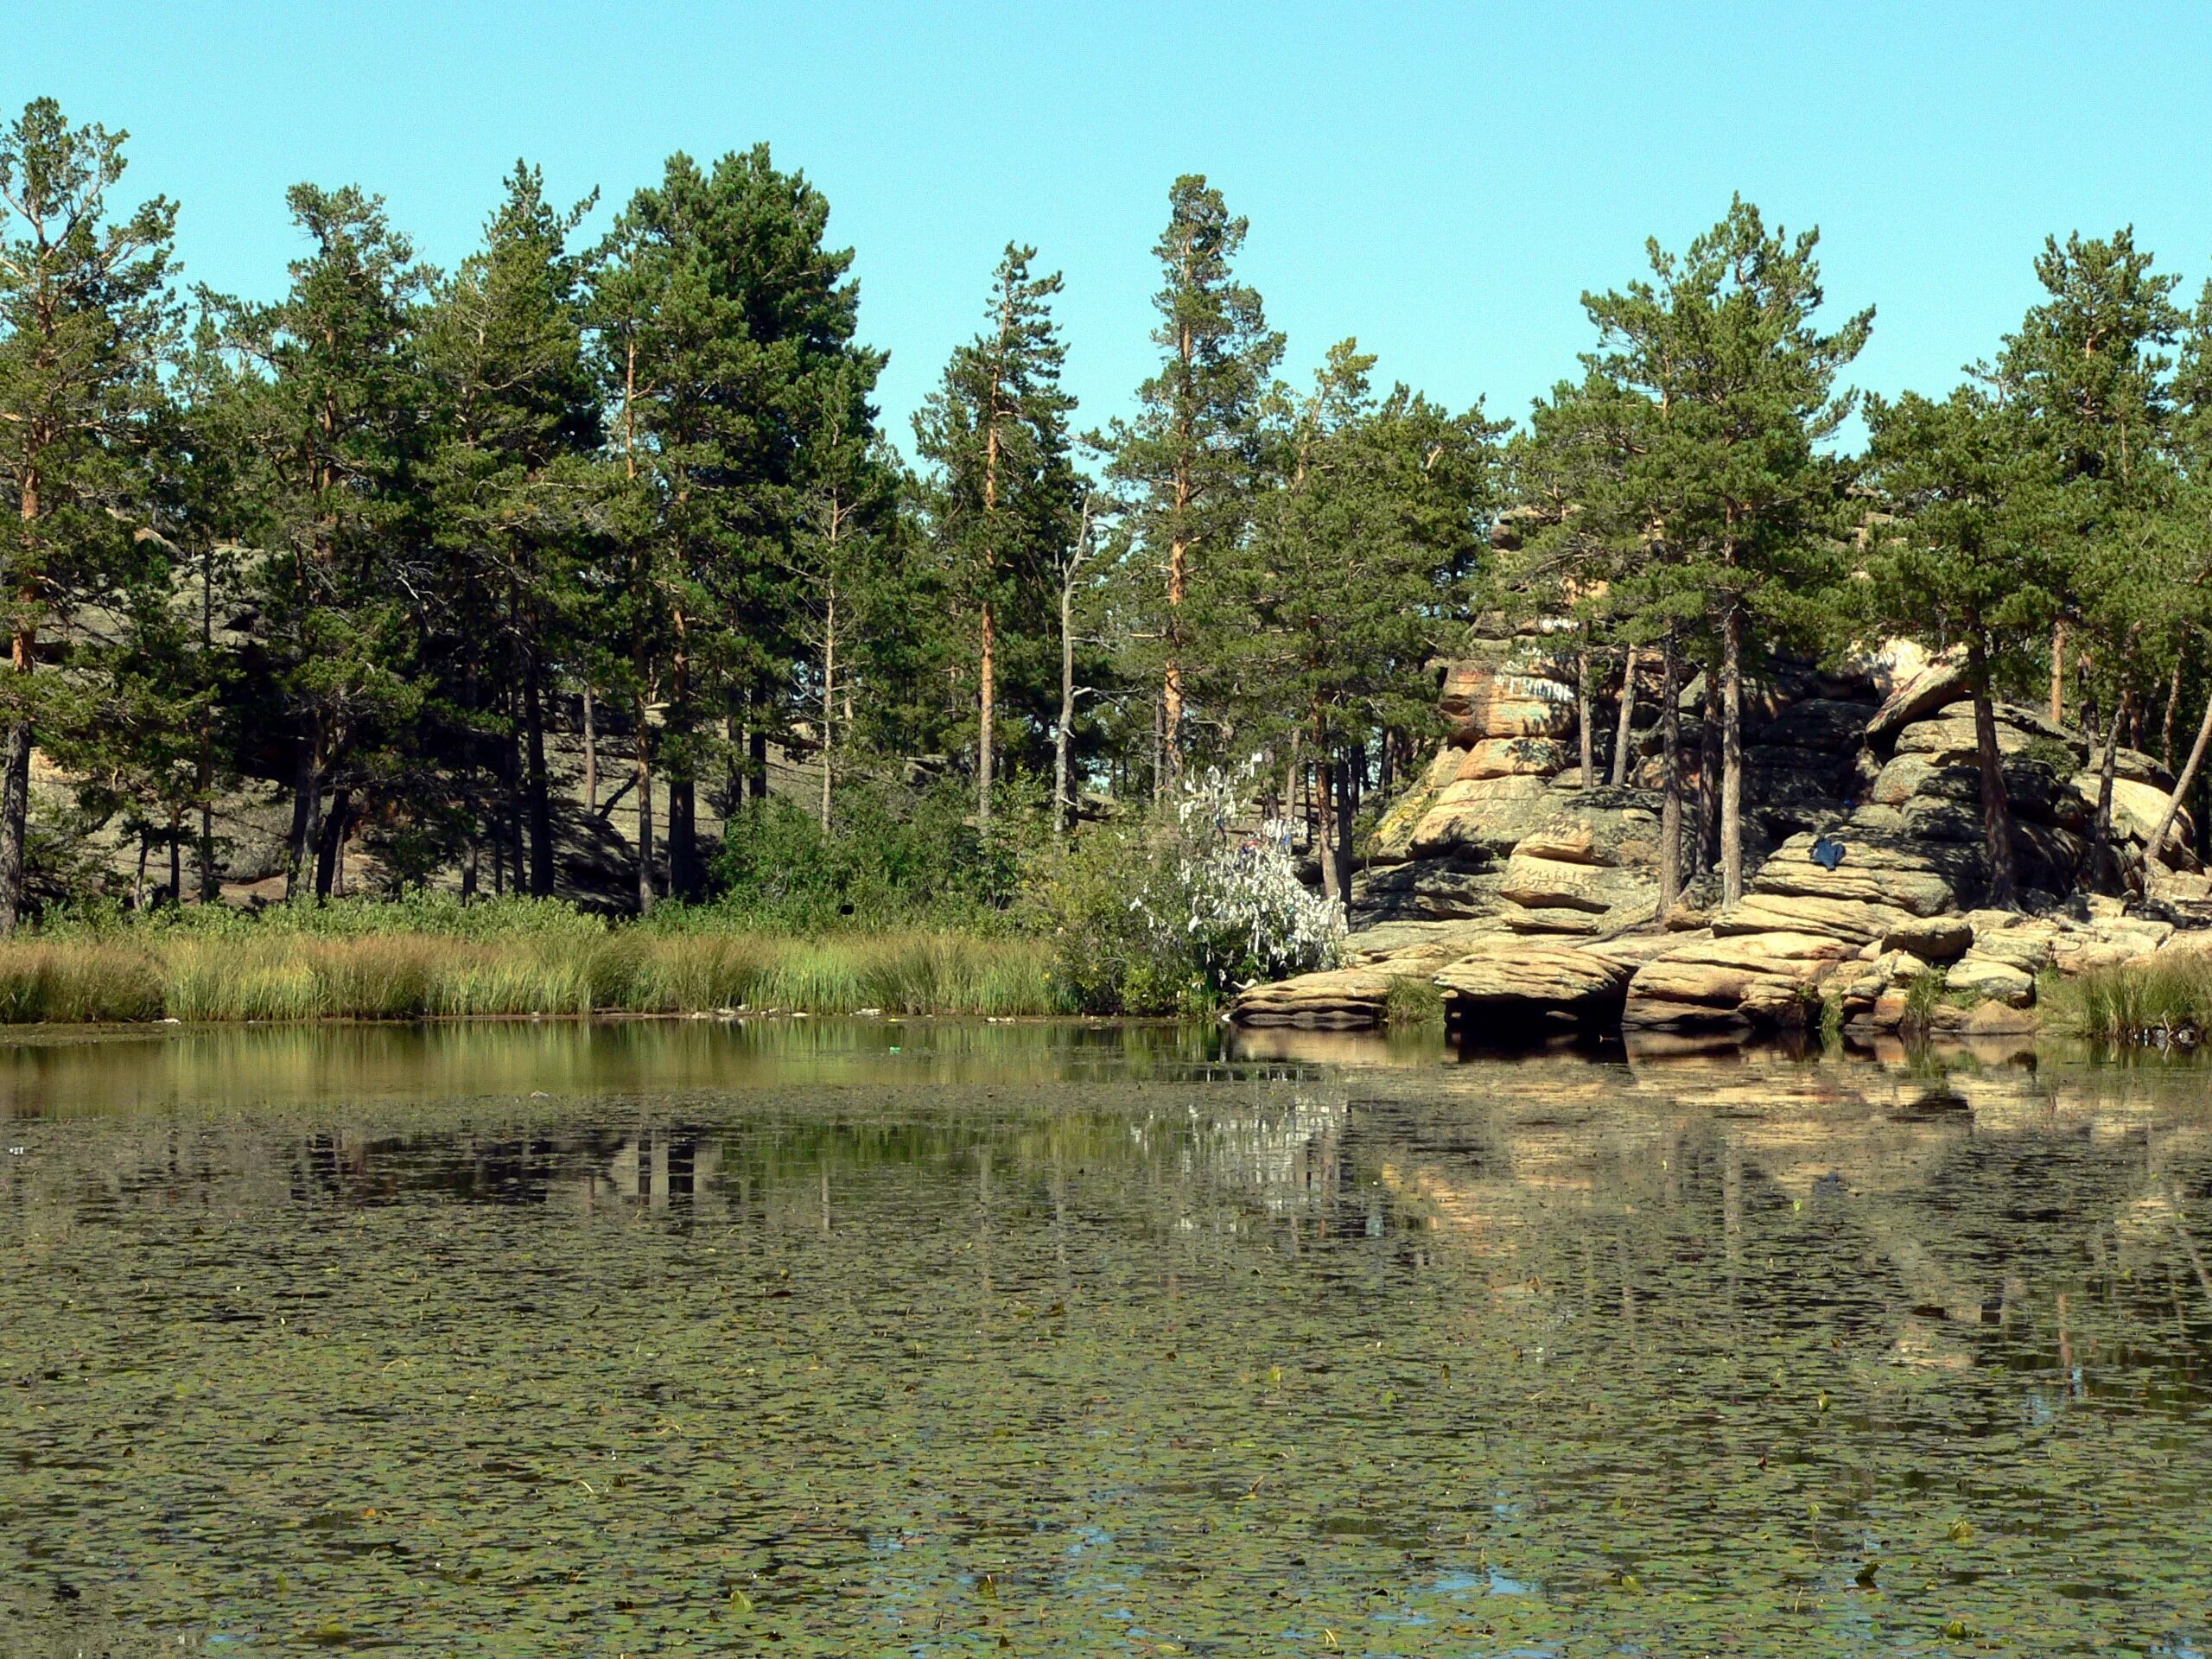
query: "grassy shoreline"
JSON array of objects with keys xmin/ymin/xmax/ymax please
[
  {"xmin": 2040, "ymin": 950, "xmax": 2212, "ymax": 1046},
  {"xmin": 0, "ymin": 912, "xmax": 1065, "ymax": 1024}
]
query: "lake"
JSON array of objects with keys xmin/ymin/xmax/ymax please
[{"xmin": 3, "ymin": 1019, "xmax": 2210, "ymax": 1655}]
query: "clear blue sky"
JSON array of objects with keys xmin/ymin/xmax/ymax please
[{"xmin": 13, "ymin": 2, "xmax": 2212, "ymax": 453}]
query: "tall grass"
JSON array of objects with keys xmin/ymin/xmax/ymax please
[
  {"xmin": 0, "ymin": 917, "xmax": 1067, "ymax": 1025},
  {"xmin": 2043, "ymin": 952, "xmax": 2212, "ymax": 1045}
]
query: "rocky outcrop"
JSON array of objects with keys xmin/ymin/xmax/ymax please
[
  {"xmin": 1623, "ymin": 930, "xmax": 1859, "ymax": 1034},
  {"xmin": 1228, "ymin": 964, "xmax": 1411, "ymax": 1029},
  {"xmin": 1236, "ymin": 637, "xmax": 2212, "ymax": 1039},
  {"xmin": 1438, "ymin": 934, "xmax": 1679, "ymax": 1035}
]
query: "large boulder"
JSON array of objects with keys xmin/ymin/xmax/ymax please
[
  {"xmin": 1882, "ymin": 913, "xmax": 1974, "ymax": 963},
  {"xmin": 1513, "ymin": 790, "xmax": 1667, "ymax": 867},
  {"xmin": 1750, "ymin": 697, "xmax": 1875, "ymax": 754},
  {"xmin": 1893, "ymin": 702, "xmax": 2081, "ymax": 767},
  {"xmin": 1713, "ymin": 892, "xmax": 1917, "ymax": 947},
  {"xmin": 1367, "ymin": 745, "xmax": 1462, "ymax": 863},
  {"xmin": 1229, "ymin": 965, "xmax": 1405, "ymax": 1028},
  {"xmin": 1945, "ymin": 956, "xmax": 2036, "ymax": 1007},
  {"xmin": 1350, "ymin": 856, "xmax": 1501, "ymax": 924},
  {"xmin": 1497, "ymin": 852, "xmax": 1652, "ymax": 916},
  {"xmin": 1437, "ymin": 934, "xmax": 1677, "ymax": 1033},
  {"xmin": 1749, "ymin": 829, "xmax": 1982, "ymax": 918},
  {"xmin": 1454, "ymin": 735, "xmax": 1572, "ymax": 780},
  {"xmin": 1342, "ymin": 918, "xmax": 1510, "ymax": 965},
  {"xmin": 2073, "ymin": 772, "xmax": 2196, "ymax": 858},
  {"xmin": 1408, "ymin": 775, "xmax": 1557, "ymax": 859},
  {"xmin": 1863, "ymin": 659, "xmax": 1970, "ymax": 750},
  {"xmin": 1439, "ymin": 654, "xmax": 1578, "ymax": 742},
  {"xmin": 1622, "ymin": 931, "xmax": 1859, "ymax": 1033}
]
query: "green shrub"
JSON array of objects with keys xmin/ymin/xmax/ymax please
[
  {"xmin": 1384, "ymin": 976, "xmax": 1445, "ymax": 1028},
  {"xmin": 2044, "ymin": 951, "xmax": 2212, "ymax": 1042},
  {"xmin": 704, "ymin": 775, "xmax": 1028, "ymax": 931}
]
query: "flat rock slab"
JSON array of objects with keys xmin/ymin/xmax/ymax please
[
  {"xmin": 1623, "ymin": 930, "xmax": 1858, "ymax": 1031},
  {"xmin": 1229, "ymin": 965, "xmax": 1404, "ymax": 1027},
  {"xmin": 1751, "ymin": 830, "xmax": 1980, "ymax": 918},
  {"xmin": 1713, "ymin": 893, "xmax": 1917, "ymax": 947}
]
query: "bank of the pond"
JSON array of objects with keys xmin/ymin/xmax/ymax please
[
  {"xmin": 2043, "ymin": 950, "xmax": 2212, "ymax": 1045},
  {"xmin": 0, "ymin": 926, "xmax": 1065, "ymax": 1022}
]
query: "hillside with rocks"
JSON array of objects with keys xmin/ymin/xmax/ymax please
[{"xmin": 1230, "ymin": 629, "xmax": 2211, "ymax": 1041}]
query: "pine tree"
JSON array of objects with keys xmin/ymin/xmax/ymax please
[
  {"xmin": 1240, "ymin": 340, "xmax": 1497, "ymax": 906},
  {"xmin": 1103, "ymin": 176, "xmax": 1282, "ymax": 791},
  {"xmin": 1995, "ymin": 229, "xmax": 2182, "ymax": 885},
  {"xmin": 913, "ymin": 244, "xmax": 1080, "ymax": 828},
  {"xmin": 2143, "ymin": 283, "xmax": 2212, "ymax": 867},
  {"xmin": 1861, "ymin": 386, "xmax": 2059, "ymax": 906},
  {"xmin": 1506, "ymin": 372, "xmax": 1660, "ymax": 794},
  {"xmin": 0, "ymin": 99, "xmax": 178, "ymax": 929},
  {"xmin": 786, "ymin": 362, "xmax": 897, "ymax": 829},
  {"xmin": 591, "ymin": 147, "xmax": 884, "ymax": 902},
  {"xmin": 215, "ymin": 183, "xmax": 431, "ymax": 899},
  {"xmin": 1580, "ymin": 198, "xmax": 1871, "ymax": 905},
  {"xmin": 423, "ymin": 162, "xmax": 601, "ymax": 897}
]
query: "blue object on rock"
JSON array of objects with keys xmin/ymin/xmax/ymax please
[{"xmin": 1809, "ymin": 835, "xmax": 1847, "ymax": 872}]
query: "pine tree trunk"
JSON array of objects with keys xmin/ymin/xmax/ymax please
[
  {"xmin": 1609, "ymin": 651, "xmax": 1637, "ymax": 789},
  {"xmin": 0, "ymin": 484, "xmax": 36, "ymax": 934},
  {"xmin": 635, "ymin": 707, "xmax": 656, "ymax": 915},
  {"xmin": 1053, "ymin": 575, "xmax": 1074, "ymax": 840},
  {"xmin": 2145, "ymin": 683, "xmax": 2212, "ymax": 869},
  {"xmin": 1337, "ymin": 755, "xmax": 1357, "ymax": 899},
  {"xmin": 1162, "ymin": 521, "xmax": 1186, "ymax": 784},
  {"xmin": 665, "ymin": 627, "xmax": 696, "ymax": 899},
  {"xmin": 197, "ymin": 736, "xmax": 217, "ymax": 904},
  {"xmin": 505, "ymin": 700, "xmax": 526, "ymax": 893},
  {"xmin": 582, "ymin": 686, "xmax": 598, "ymax": 813},
  {"xmin": 524, "ymin": 652, "xmax": 553, "ymax": 898},
  {"xmin": 977, "ymin": 596, "xmax": 995, "ymax": 830},
  {"xmin": 286, "ymin": 730, "xmax": 321, "ymax": 904},
  {"xmin": 2050, "ymin": 623, "xmax": 2066, "ymax": 726},
  {"xmin": 821, "ymin": 588, "xmax": 836, "ymax": 831},
  {"xmin": 2162, "ymin": 653, "xmax": 2185, "ymax": 772},
  {"xmin": 1151, "ymin": 696, "xmax": 1165, "ymax": 806},
  {"xmin": 0, "ymin": 715, "xmax": 29, "ymax": 936},
  {"xmin": 1658, "ymin": 631, "xmax": 1682, "ymax": 913},
  {"xmin": 1315, "ymin": 753, "xmax": 1339, "ymax": 910},
  {"xmin": 168, "ymin": 806, "xmax": 181, "ymax": 905},
  {"xmin": 1695, "ymin": 675, "xmax": 1720, "ymax": 877},
  {"xmin": 314, "ymin": 787, "xmax": 350, "ymax": 899},
  {"xmin": 1720, "ymin": 603, "xmax": 1745, "ymax": 906},
  {"xmin": 1967, "ymin": 633, "xmax": 2018, "ymax": 910},
  {"xmin": 1576, "ymin": 641, "xmax": 1595, "ymax": 790},
  {"xmin": 2088, "ymin": 694, "xmax": 2130, "ymax": 894},
  {"xmin": 669, "ymin": 779, "xmax": 696, "ymax": 900},
  {"xmin": 133, "ymin": 830, "xmax": 148, "ymax": 912}
]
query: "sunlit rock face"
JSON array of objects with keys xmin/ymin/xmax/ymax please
[{"xmin": 1243, "ymin": 633, "xmax": 2211, "ymax": 1037}]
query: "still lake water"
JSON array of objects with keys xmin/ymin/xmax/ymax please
[{"xmin": 3, "ymin": 1019, "xmax": 2210, "ymax": 1656}]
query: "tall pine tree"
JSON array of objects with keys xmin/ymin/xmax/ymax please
[
  {"xmin": 913, "ymin": 244, "xmax": 1080, "ymax": 828},
  {"xmin": 0, "ymin": 99, "xmax": 178, "ymax": 928},
  {"xmin": 1103, "ymin": 176, "xmax": 1281, "ymax": 791}
]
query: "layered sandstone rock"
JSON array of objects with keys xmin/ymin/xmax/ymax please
[
  {"xmin": 1437, "ymin": 934, "xmax": 1679, "ymax": 1034},
  {"xmin": 1243, "ymin": 635, "xmax": 2212, "ymax": 1039}
]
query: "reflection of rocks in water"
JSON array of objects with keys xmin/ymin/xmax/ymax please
[{"xmin": 1346, "ymin": 1051, "xmax": 2212, "ymax": 1384}]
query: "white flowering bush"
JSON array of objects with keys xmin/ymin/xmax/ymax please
[
  {"xmin": 1023, "ymin": 758, "xmax": 1342, "ymax": 1014},
  {"xmin": 1158, "ymin": 762, "xmax": 1344, "ymax": 987}
]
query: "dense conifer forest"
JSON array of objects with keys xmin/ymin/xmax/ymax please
[{"xmin": 3, "ymin": 95, "xmax": 2211, "ymax": 1019}]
